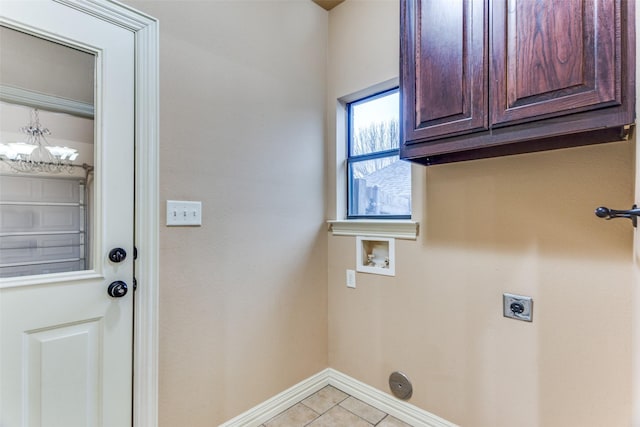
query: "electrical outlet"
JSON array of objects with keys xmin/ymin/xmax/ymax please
[
  {"xmin": 346, "ymin": 269, "xmax": 356, "ymax": 288},
  {"xmin": 503, "ymin": 293, "xmax": 533, "ymax": 322}
]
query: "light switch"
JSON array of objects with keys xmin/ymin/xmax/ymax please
[
  {"xmin": 166, "ymin": 200, "xmax": 202, "ymax": 226},
  {"xmin": 346, "ymin": 269, "xmax": 356, "ymax": 288}
]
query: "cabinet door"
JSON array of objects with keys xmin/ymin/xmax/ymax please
[
  {"xmin": 401, "ymin": 0, "xmax": 487, "ymax": 143},
  {"xmin": 490, "ymin": 0, "xmax": 621, "ymax": 126}
]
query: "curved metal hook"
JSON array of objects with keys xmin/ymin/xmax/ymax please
[{"xmin": 594, "ymin": 205, "xmax": 640, "ymax": 227}]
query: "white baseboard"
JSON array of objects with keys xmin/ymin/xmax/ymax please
[
  {"xmin": 218, "ymin": 369, "xmax": 331, "ymax": 427},
  {"xmin": 219, "ymin": 368, "xmax": 458, "ymax": 427},
  {"xmin": 326, "ymin": 369, "xmax": 458, "ymax": 427}
]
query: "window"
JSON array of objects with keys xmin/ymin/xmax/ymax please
[{"xmin": 347, "ymin": 88, "xmax": 411, "ymax": 219}]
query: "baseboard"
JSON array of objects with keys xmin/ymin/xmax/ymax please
[
  {"xmin": 219, "ymin": 368, "xmax": 458, "ymax": 427},
  {"xmin": 326, "ymin": 369, "xmax": 458, "ymax": 427},
  {"xmin": 218, "ymin": 369, "xmax": 331, "ymax": 427}
]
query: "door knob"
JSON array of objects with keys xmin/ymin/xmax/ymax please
[
  {"xmin": 107, "ymin": 281, "xmax": 128, "ymax": 298},
  {"xmin": 108, "ymin": 248, "xmax": 127, "ymax": 263},
  {"xmin": 595, "ymin": 205, "xmax": 640, "ymax": 227}
]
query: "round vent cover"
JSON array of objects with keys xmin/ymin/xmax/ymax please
[{"xmin": 389, "ymin": 371, "xmax": 413, "ymax": 400}]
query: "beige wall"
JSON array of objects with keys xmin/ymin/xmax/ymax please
[
  {"xmin": 327, "ymin": 2, "xmax": 633, "ymax": 427},
  {"xmin": 110, "ymin": 1, "xmax": 634, "ymax": 425},
  {"xmin": 124, "ymin": 1, "xmax": 328, "ymax": 425}
]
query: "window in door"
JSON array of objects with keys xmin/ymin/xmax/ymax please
[{"xmin": 0, "ymin": 25, "xmax": 95, "ymax": 278}]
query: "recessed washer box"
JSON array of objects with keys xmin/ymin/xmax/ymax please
[{"xmin": 356, "ymin": 236, "xmax": 395, "ymax": 276}]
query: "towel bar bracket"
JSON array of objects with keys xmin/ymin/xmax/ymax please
[{"xmin": 595, "ymin": 205, "xmax": 640, "ymax": 227}]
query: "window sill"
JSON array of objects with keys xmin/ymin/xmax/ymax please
[{"xmin": 327, "ymin": 220, "xmax": 419, "ymax": 240}]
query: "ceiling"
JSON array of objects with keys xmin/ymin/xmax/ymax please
[{"xmin": 312, "ymin": 0, "xmax": 345, "ymax": 11}]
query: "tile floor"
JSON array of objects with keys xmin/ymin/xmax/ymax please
[{"xmin": 261, "ymin": 385, "xmax": 413, "ymax": 427}]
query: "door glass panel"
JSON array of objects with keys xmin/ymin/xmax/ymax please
[{"xmin": 0, "ymin": 26, "xmax": 95, "ymax": 278}]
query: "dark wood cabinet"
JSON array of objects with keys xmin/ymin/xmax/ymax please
[{"xmin": 400, "ymin": 0, "xmax": 635, "ymax": 165}]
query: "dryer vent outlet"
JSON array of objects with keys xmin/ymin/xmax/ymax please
[{"xmin": 389, "ymin": 371, "xmax": 413, "ymax": 400}]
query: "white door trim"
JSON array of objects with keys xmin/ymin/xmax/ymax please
[
  {"xmin": 634, "ymin": 4, "xmax": 640, "ymax": 427},
  {"xmin": 53, "ymin": 1, "xmax": 160, "ymax": 426}
]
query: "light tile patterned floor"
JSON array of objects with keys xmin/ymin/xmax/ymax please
[{"xmin": 260, "ymin": 385, "xmax": 414, "ymax": 427}]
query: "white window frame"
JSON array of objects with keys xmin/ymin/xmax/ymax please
[
  {"xmin": 328, "ymin": 79, "xmax": 419, "ymax": 240},
  {"xmin": 346, "ymin": 87, "xmax": 409, "ymax": 219}
]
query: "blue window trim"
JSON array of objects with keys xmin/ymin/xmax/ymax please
[{"xmin": 346, "ymin": 87, "xmax": 410, "ymax": 220}]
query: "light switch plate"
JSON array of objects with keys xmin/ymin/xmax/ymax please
[
  {"xmin": 346, "ymin": 269, "xmax": 356, "ymax": 288},
  {"xmin": 167, "ymin": 200, "xmax": 202, "ymax": 226}
]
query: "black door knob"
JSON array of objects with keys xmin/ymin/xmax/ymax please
[
  {"xmin": 109, "ymin": 248, "xmax": 127, "ymax": 263},
  {"xmin": 107, "ymin": 281, "xmax": 128, "ymax": 298}
]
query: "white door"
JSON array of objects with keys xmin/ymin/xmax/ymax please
[{"xmin": 0, "ymin": 1, "xmax": 135, "ymax": 426}]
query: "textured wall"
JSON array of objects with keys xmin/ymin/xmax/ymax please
[
  {"xmin": 326, "ymin": 1, "xmax": 634, "ymax": 426},
  {"xmin": 117, "ymin": 0, "xmax": 635, "ymax": 425},
  {"xmin": 124, "ymin": 1, "xmax": 328, "ymax": 425}
]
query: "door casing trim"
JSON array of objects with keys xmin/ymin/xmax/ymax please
[{"xmin": 54, "ymin": 1, "xmax": 160, "ymax": 426}]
